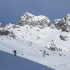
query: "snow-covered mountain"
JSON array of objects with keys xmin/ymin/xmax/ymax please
[
  {"xmin": 0, "ymin": 13, "xmax": 70, "ymax": 70},
  {"xmin": 17, "ymin": 12, "xmax": 51, "ymax": 27},
  {"xmin": 54, "ymin": 14, "xmax": 70, "ymax": 32}
]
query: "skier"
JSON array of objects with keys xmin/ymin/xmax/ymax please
[
  {"xmin": 43, "ymin": 50, "xmax": 46, "ymax": 57},
  {"xmin": 13, "ymin": 50, "xmax": 16, "ymax": 56}
]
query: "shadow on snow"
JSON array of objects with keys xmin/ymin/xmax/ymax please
[{"xmin": 0, "ymin": 51, "xmax": 54, "ymax": 70}]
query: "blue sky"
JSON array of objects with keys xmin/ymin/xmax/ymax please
[{"xmin": 0, "ymin": 0, "xmax": 70, "ymax": 25}]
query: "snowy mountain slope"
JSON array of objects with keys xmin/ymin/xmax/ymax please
[
  {"xmin": 0, "ymin": 35, "xmax": 70, "ymax": 70},
  {"xmin": 0, "ymin": 51, "xmax": 54, "ymax": 70},
  {"xmin": 0, "ymin": 13, "xmax": 70, "ymax": 70},
  {"xmin": 5, "ymin": 24, "xmax": 70, "ymax": 51}
]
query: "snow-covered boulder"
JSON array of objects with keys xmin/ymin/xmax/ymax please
[
  {"xmin": 59, "ymin": 35, "xmax": 68, "ymax": 41},
  {"xmin": 17, "ymin": 12, "xmax": 51, "ymax": 28}
]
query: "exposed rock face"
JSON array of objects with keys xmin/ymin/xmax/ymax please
[
  {"xmin": 54, "ymin": 14, "xmax": 70, "ymax": 32},
  {"xmin": 0, "ymin": 29, "xmax": 10, "ymax": 36},
  {"xmin": 17, "ymin": 12, "xmax": 51, "ymax": 28},
  {"xmin": 0, "ymin": 27, "xmax": 16, "ymax": 38},
  {"xmin": 59, "ymin": 35, "xmax": 68, "ymax": 41}
]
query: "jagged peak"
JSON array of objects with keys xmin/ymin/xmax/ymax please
[
  {"xmin": 18, "ymin": 12, "xmax": 51, "ymax": 27},
  {"xmin": 21, "ymin": 12, "xmax": 50, "ymax": 21},
  {"xmin": 23, "ymin": 12, "xmax": 47, "ymax": 18},
  {"xmin": 22, "ymin": 12, "xmax": 35, "ymax": 19},
  {"xmin": 54, "ymin": 14, "xmax": 70, "ymax": 32},
  {"xmin": 23, "ymin": 12, "xmax": 34, "ymax": 17}
]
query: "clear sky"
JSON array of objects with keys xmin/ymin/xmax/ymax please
[{"xmin": 0, "ymin": 0, "xmax": 70, "ymax": 25}]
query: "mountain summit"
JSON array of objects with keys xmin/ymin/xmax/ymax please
[
  {"xmin": 17, "ymin": 12, "xmax": 51, "ymax": 27},
  {"xmin": 54, "ymin": 14, "xmax": 70, "ymax": 32}
]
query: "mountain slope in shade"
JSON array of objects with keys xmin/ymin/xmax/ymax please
[{"xmin": 0, "ymin": 51, "xmax": 54, "ymax": 70}]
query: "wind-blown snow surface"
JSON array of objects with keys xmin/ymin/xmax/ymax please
[{"xmin": 0, "ymin": 25, "xmax": 70, "ymax": 70}]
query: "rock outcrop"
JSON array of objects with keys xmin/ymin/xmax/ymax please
[
  {"xmin": 17, "ymin": 12, "xmax": 51, "ymax": 28},
  {"xmin": 54, "ymin": 14, "xmax": 70, "ymax": 32}
]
